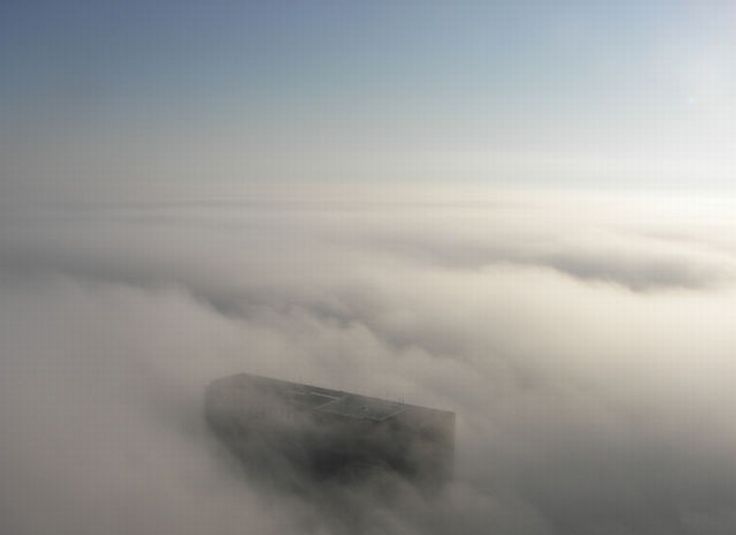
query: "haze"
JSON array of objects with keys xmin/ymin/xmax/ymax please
[{"xmin": 1, "ymin": 2, "xmax": 735, "ymax": 534}]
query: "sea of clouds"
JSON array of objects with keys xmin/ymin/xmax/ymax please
[{"xmin": 1, "ymin": 186, "xmax": 735, "ymax": 535}]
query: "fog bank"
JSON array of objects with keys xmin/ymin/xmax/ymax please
[{"xmin": 2, "ymin": 188, "xmax": 736, "ymax": 534}]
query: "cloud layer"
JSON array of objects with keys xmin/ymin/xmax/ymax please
[{"xmin": 2, "ymin": 189, "xmax": 736, "ymax": 534}]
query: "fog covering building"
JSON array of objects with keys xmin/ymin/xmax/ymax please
[{"xmin": 205, "ymin": 373, "xmax": 455, "ymax": 493}]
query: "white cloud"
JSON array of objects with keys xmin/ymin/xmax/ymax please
[{"xmin": 1, "ymin": 188, "xmax": 736, "ymax": 534}]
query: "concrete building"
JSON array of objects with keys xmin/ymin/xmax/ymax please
[{"xmin": 205, "ymin": 373, "xmax": 454, "ymax": 492}]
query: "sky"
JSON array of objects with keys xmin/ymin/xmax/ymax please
[
  {"xmin": 2, "ymin": 3, "xmax": 736, "ymax": 535},
  {"xmin": 1, "ymin": 0, "xmax": 735, "ymax": 199}
]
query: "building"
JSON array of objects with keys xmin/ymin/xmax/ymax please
[{"xmin": 205, "ymin": 373, "xmax": 455, "ymax": 492}]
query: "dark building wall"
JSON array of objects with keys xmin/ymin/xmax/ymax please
[{"xmin": 205, "ymin": 373, "xmax": 455, "ymax": 492}]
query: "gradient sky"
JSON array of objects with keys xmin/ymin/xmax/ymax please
[{"xmin": 1, "ymin": 1, "xmax": 734, "ymax": 197}]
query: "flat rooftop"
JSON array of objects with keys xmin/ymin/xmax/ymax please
[{"xmin": 210, "ymin": 373, "xmax": 453, "ymax": 424}]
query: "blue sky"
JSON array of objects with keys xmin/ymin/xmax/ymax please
[{"xmin": 1, "ymin": 1, "xmax": 734, "ymax": 196}]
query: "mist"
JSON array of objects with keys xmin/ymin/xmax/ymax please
[{"xmin": 2, "ymin": 187, "xmax": 736, "ymax": 535}]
